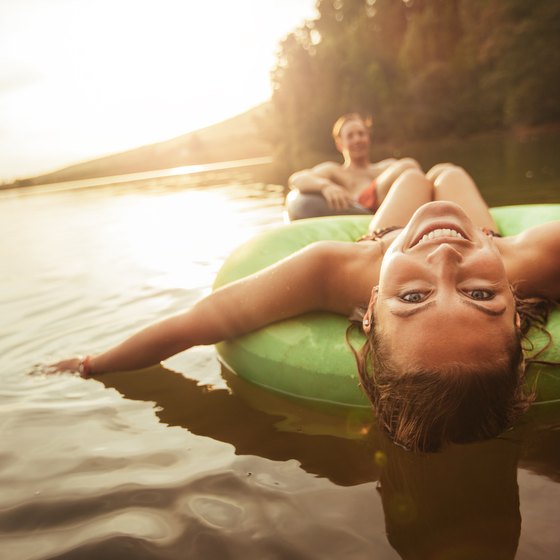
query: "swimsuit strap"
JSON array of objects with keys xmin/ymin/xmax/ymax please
[{"xmin": 356, "ymin": 226, "xmax": 403, "ymax": 242}]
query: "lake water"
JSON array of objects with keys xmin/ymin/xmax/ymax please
[{"xmin": 1, "ymin": 139, "xmax": 559, "ymax": 559}]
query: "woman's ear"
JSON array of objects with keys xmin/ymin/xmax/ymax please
[
  {"xmin": 363, "ymin": 286, "xmax": 378, "ymax": 334},
  {"xmin": 515, "ymin": 312, "xmax": 521, "ymax": 329},
  {"xmin": 363, "ymin": 312, "xmax": 372, "ymax": 334}
]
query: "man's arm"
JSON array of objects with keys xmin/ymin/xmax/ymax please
[
  {"xmin": 288, "ymin": 161, "xmax": 340, "ymax": 192},
  {"xmin": 288, "ymin": 162, "xmax": 353, "ymax": 210}
]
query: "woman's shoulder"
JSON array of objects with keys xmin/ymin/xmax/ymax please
[
  {"xmin": 499, "ymin": 221, "xmax": 560, "ymax": 299},
  {"xmin": 304, "ymin": 240, "xmax": 381, "ymax": 314},
  {"xmin": 504, "ymin": 221, "xmax": 560, "ymax": 252}
]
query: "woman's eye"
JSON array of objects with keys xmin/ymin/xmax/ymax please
[
  {"xmin": 400, "ymin": 292, "xmax": 426, "ymax": 303},
  {"xmin": 467, "ymin": 289, "xmax": 495, "ymax": 300}
]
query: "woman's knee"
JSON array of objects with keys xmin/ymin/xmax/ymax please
[
  {"xmin": 376, "ymin": 160, "xmax": 427, "ymax": 205},
  {"xmin": 392, "ymin": 158, "xmax": 421, "ymax": 173},
  {"xmin": 392, "ymin": 167, "xmax": 431, "ymax": 194},
  {"xmin": 426, "ymin": 163, "xmax": 459, "ymax": 182},
  {"xmin": 432, "ymin": 165, "xmax": 471, "ymax": 189},
  {"xmin": 400, "ymin": 167, "xmax": 427, "ymax": 181},
  {"xmin": 371, "ymin": 167, "xmax": 432, "ymax": 231}
]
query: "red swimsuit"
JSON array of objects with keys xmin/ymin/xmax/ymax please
[{"xmin": 357, "ymin": 179, "xmax": 378, "ymax": 211}]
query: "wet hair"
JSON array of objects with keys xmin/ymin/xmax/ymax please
[
  {"xmin": 348, "ymin": 293, "xmax": 557, "ymax": 452},
  {"xmin": 332, "ymin": 113, "xmax": 372, "ymax": 140}
]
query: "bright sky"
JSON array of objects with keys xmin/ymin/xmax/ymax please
[{"xmin": 0, "ymin": 0, "xmax": 317, "ymax": 182}]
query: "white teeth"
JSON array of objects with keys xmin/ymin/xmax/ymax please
[{"xmin": 417, "ymin": 228, "xmax": 464, "ymax": 245}]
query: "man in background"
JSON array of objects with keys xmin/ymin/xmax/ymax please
[{"xmin": 286, "ymin": 113, "xmax": 419, "ymax": 220}]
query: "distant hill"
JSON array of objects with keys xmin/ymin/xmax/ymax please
[{"xmin": 11, "ymin": 104, "xmax": 272, "ymax": 187}]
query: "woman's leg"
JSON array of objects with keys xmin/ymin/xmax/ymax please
[
  {"xmin": 430, "ymin": 165, "xmax": 498, "ymax": 231},
  {"xmin": 425, "ymin": 162, "xmax": 456, "ymax": 183},
  {"xmin": 369, "ymin": 168, "xmax": 432, "ymax": 233},
  {"xmin": 375, "ymin": 158, "xmax": 422, "ymax": 207}
]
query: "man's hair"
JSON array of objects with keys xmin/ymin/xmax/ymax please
[
  {"xmin": 332, "ymin": 113, "xmax": 372, "ymax": 140},
  {"xmin": 348, "ymin": 294, "xmax": 556, "ymax": 452}
]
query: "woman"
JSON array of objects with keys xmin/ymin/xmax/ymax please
[{"xmin": 53, "ymin": 164, "xmax": 560, "ymax": 451}]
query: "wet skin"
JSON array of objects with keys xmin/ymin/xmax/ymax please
[{"xmin": 371, "ymin": 201, "xmax": 517, "ymax": 369}]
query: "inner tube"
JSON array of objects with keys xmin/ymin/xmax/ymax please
[
  {"xmin": 285, "ymin": 189, "xmax": 372, "ymax": 221},
  {"xmin": 213, "ymin": 205, "xmax": 560, "ymax": 407}
]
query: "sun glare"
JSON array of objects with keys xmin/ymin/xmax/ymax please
[
  {"xmin": 112, "ymin": 188, "xmax": 258, "ymax": 290},
  {"xmin": 0, "ymin": 0, "xmax": 317, "ymax": 181}
]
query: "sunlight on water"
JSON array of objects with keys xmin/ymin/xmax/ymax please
[{"xmin": 106, "ymin": 189, "xmax": 254, "ymax": 288}]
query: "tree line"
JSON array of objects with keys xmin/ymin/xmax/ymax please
[{"xmin": 264, "ymin": 0, "xmax": 560, "ymax": 172}]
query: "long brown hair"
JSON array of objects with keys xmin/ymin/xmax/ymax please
[{"xmin": 348, "ymin": 294, "xmax": 557, "ymax": 452}]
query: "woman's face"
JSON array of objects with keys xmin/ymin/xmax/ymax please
[{"xmin": 372, "ymin": 201, "xmax": 517, "ymax": 369}]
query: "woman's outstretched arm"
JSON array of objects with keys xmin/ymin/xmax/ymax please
[{"xmin": 53, "ymin": 241, "xmax": 363, "ymax": 377}]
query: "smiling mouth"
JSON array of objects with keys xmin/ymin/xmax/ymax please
[{"xmin": 411, "ymin": 225, "xmax": 470, "ymax": 248}]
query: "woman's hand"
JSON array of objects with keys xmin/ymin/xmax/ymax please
[{"xmin": 48, "ymin": 357, "xmax": 89, "ymax": 378}]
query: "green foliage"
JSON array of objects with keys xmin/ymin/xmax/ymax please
[{"xmin": 267, "ymin": 0, "xmax": 560, "ymax": 173}]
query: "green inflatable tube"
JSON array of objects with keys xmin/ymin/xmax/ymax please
[{"xmin": 213, "ymin": 205, "xmax": 560, "ymax": 407}]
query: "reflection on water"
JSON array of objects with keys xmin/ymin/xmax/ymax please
[
  {"xmin": 100, "ymin": 365, "xmax": 377, "ymax": 487},
  {"xmin": 0, "ymin": 147, "xmax": 559, "ymax": 559},
  {"xmin": 98, "ymin": 362, "xmax": 560, "ymax": 559}
]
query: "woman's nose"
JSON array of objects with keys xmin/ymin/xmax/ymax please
[{"xmin": 425, "ymin": 243, "xmax": 464, "ymax": 265}]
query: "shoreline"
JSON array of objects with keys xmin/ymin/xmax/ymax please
[
  {"xmin": 4, "ymin": 121, "xmax": 559, "ymax": 193},
  {"xmin": 0, "ymin": 156, "xmax": 273, "ymax": 195}
]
